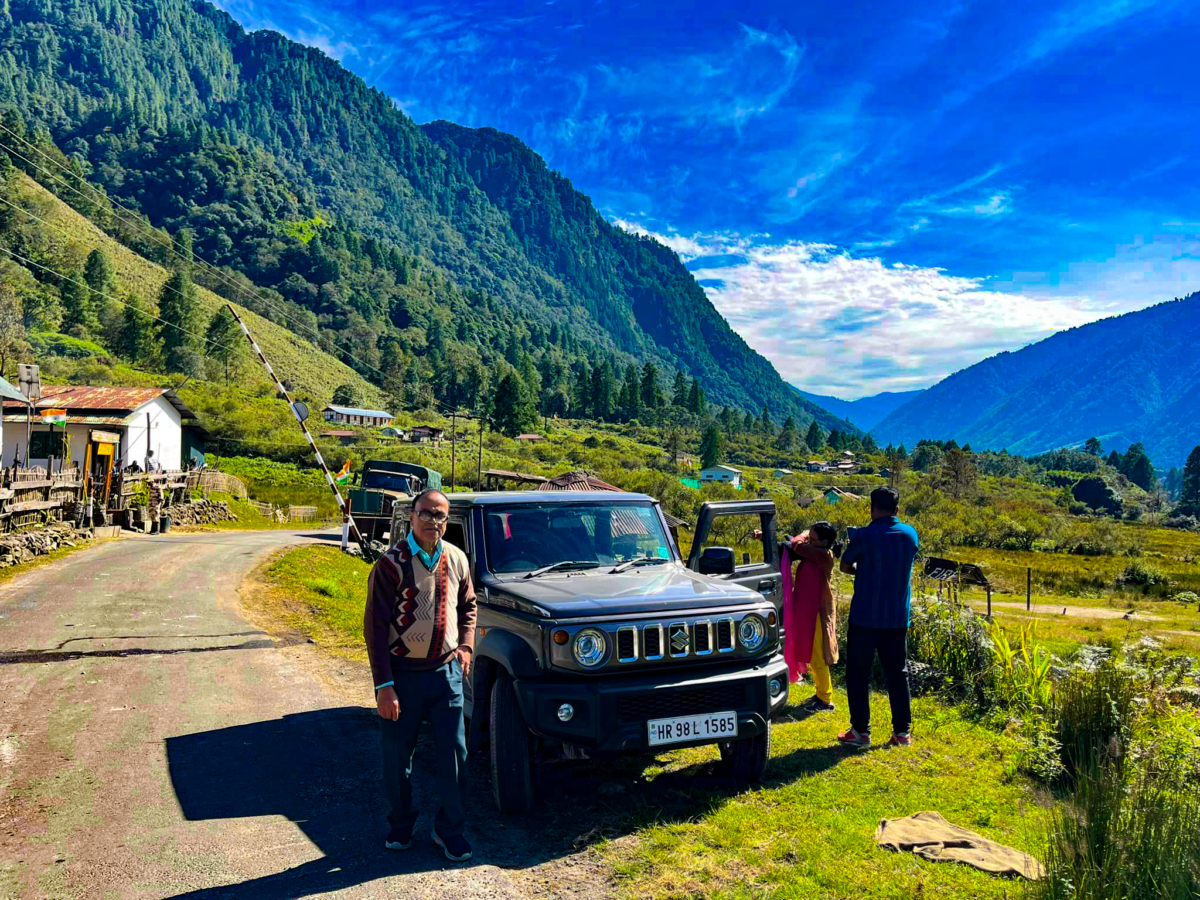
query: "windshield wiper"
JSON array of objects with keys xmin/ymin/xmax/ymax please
[
  {"xmin": 523, "ymin": 560, "xmax": 602, "ymax": 579},
  {"xmin": 610, "ymin": 557, "xmax": 672, "ymax": 574}
]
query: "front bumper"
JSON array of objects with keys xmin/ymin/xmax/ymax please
[{"xmin": 514, "ymin": 653, "xmax": 789, "ymax": 756}]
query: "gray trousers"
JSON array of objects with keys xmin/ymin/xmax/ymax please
[{"xmin": 379, "ymin": 658, "xmax": 468, "ymax": 836}]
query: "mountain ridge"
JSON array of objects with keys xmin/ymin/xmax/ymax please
[
  {"xmin": 0, "ymin": 0, "xmax": 853, "ymax": 432},
  {"xmin": 871, "ymin": 294, "xmax": 1200, "ymax": 465},
  {"xmin": 791, "ymin": 387, "xmax": 924, "ymax": 432}
]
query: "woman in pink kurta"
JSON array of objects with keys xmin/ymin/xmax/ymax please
[{"xmin": 780, "ymin": 521, "xmax": 841, "ymax": 712}]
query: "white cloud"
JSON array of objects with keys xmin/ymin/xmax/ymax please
[{"xmin": 611, "ymin": 219, "xmax": 1125, "ymax": 396}]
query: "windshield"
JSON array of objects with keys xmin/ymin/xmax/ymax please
[
  {"xmin": 484, "ymin": 502, "xmax": 673, "ymax": 574},
  {"xmin": 363, "ymin": 470, "xmax": 417, "ymax": 492}
]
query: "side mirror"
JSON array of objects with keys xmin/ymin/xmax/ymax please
[{"xmin": 698, "ymin": 546, "xmax": 736, "ymax": 576}]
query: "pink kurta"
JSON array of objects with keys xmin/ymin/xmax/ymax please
[{"xmin": 780, "ymin": 541, "xmax": 839, "ymax": 683}]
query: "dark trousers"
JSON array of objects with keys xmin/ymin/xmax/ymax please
[
  {"xmin": 379, "ymin": 658, "xmax": 468, "ymax": 836},
  {"xmin": 845, "ymin": 624, "xmax": 912, "ymax": 737}
]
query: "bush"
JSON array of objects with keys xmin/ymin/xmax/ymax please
[
  {"xmin": 1032, "ymin": 759, "xmax": 1200, "ymax": 900},
  {"xmin": 906, "ymin": 597, "xmax": 993, "ymax": 697},
  {"xmin": 1170, "ymin": 591, "xmax": 1199, "ymax": 607},
  {"xmin": 1072, "ymin": 474, "xmax": 1123, "ymax": 516},
  {"xmin": 29, "ymin": 330, "xmax": 111, "ymax": 360},
  {"xmin": 1053, "ymin": 658, "xmax": 1143, "ymax": 778},
  {"xmin": 1116, "ymin": 560, "xmax": 1171, "ymax": 589}
]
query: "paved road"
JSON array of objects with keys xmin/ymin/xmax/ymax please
[{"xmin": 0, "ymin": 531, "xmax": 527, "ymax": 900}]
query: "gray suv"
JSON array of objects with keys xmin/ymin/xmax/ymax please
[{"xmin": 390, "ymin": 491, "xmax": 787, "ymax": 813}]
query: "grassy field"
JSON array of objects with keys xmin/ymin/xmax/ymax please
[{"xmin": 252, "ymin": 544, "xmax": 1058, "ymax": 900}]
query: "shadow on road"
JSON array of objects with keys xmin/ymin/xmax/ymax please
[
  {"xmin": 164, "ymin": 706, "xmax": 852, "ymax": 899},
  {"xmin": 0, "ymin": 636, "xmax": 275, "ymax": 665}
]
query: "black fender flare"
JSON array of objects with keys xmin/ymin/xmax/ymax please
[{"xmin": 468, "ymin": 630, "xmax": 540, "ymax": 752}]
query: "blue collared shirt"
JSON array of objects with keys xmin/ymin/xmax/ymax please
[
  {"xmin": 842, "ymin": 516, "xmax": 920, "ymax": 629},
  {"xmin": 407, "ymin": 530, "xmax": 443, "ymax": 569}
]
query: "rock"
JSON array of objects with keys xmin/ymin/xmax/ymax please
[{"xmin": 0, "ymin": 522, "xmax": 92, "ymax": 568}]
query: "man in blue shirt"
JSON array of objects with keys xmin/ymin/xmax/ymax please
[{"xmin": 837, "ymin": 487, "xmax": 919, "ymax": 748}]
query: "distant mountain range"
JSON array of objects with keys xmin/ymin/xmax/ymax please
[
  {"xmin": 871, "ymin": 293, "xmax": 1200, "ymax": 466},
  {"xmin": 791, "ymin": 388, "xmax": 924, "ymax": 431}
]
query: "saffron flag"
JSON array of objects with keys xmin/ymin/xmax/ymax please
[
  {"xmin": 41, "ymin": 408, "xmax": 67, "ymax": 425},
  {"xmin": 334, "ymin": 460, "xmax": 352, "ymax": 485}
]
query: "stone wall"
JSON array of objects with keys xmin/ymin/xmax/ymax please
[
  {"xmin": 165, "ymin": 500, "xmax": 238, "ymax": 528},
  {"xmin": 0, "ymin": 523, "xmax": 90, "ymax": 568}
]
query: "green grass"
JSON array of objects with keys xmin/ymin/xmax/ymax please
[
  {"xmin": 250, "ymin": 545, "xmax": 373, "ymax": 658},
  {"xmin": 254, "ymin": 545, "xmax": 1051, "ymax": 900},
  {"xmin": 603, "ymin": 690, "xmax": 1048, "ymax": 900}
]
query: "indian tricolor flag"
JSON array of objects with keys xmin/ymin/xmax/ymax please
[
  {"xmin": 41, "ymin": 409, "xmax": 67, "ymax": 425},
  {"xmin": 334, "ymin": 460, "xmax": 352, "ymax": 485}
]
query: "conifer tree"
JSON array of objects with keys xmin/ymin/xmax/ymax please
[
  {"xmin": 158, "ymin": 267, "xmax": 199, "ymax": 373},
  {"xmin": 776, "ymin": 415, "xmax": 797, "ymax": 452},
  {"xmin": 119, "ymin": 293, "xmax": 158, "ymax": 366},
  {"xmin": 640, "ymin": 362, "xmax": 662, "ymax": 409},
  {"xmin": 805, "ymin": 421, "xmax": 823, "ymax": 452},
  {"xmin": 1179, "ymin": 445, "xmax": 1200, "ymax": 515},
  {"xmin": 1084, "ymin": 436, "xmax": 1102, "ymax": 456},
  {"xmin": 205, "ymin": 307, "xmax": 243, "ymax": 383},
  {"xmin": 671, "ymin": 371, "xmax": 688, "ymax": 407},
  {"xmin": 60, "ymin": 270, "xmax": 97, "ymax": 338},
  {"xmin": 492, "ymin": 371, "xmax": 537, "ymax": 436},
  {"xmin": 621, "ymin": 363, "xmax": 642, "ymax": 421},
  {"xmin": 84, "ymin": 249, "xmax": 118, "ymax": 344},
  {"xmin": 699, "ymin": 423, "xmax": 724, "ymax": 470},
  {"xmin": 687, "ymin": 380, "xmax": 705, "ymax": 416}
]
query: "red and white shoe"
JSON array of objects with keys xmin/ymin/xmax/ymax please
[
  {"xmin": 887, "ymin": 732, "xmax": 913, "ymax": 747},
  {"xmin": 837, "ymin": 727, "xmax": 871, "ymax": 748}
]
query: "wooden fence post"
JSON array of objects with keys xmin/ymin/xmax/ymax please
[{"xmin": 1026, "ymin": 567, "xmax": 1032, "ymax": 611}]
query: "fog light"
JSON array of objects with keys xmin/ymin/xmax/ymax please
[
  {"xmin": 557, "ymin": 703, "xmax": 575, "ymax": 722},
  {"xmin": 767, "ymin": 611, "xmax": 777, "ymax": 627},
  {"xmin": 769, "ymin": 677, "xmax": 785, "ymax": 699},
  {"xmin": 553, "ymin": 629, "xmax": 569, "ymax": 645}
]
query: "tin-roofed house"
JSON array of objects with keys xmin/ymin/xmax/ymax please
[
  {"xmin": 321, "ymin": 405, "xmax": 394, "ymax": 427},
  {"xmin": 2, "ymin": 385, "xmax": 205, "ymax": 473}
]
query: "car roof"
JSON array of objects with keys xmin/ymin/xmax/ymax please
[{"xmin": 444, "ymin": 491, "xmax": 655, "ymax": 507}]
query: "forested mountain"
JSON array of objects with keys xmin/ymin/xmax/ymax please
[
  {"xmin": 872, "ymin": 294, "xmax": 1200, "ymax": 465},
  {"xmin": 0, "ymin": 0, "xmax": 850, "ymax": 432},
  {"xmin": 791, "ymin": 387, "xmax": 924, "ymax": 432}
]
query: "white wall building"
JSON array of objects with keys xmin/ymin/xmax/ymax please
[
  {"xmin": 2, "ymin": 386, "xmax": 201, "ymax": 471},
  {"xmin": 700, "ymin": 464, "xmax": 742, "ymax": 487},
  {"xmin": 322, "ymin": 405, "xmax": 394, "ymax": 427}
]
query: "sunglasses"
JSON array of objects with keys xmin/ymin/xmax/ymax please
[{"xmin": 415, "ymin": 510, "xmax": 449, "ymax": 525}]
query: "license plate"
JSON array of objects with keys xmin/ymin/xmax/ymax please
[{"xmin": 646, "ymin": 711, "xmax": 738, "ymax": 746}]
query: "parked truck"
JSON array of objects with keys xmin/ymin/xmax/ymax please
[
  {"xmin": 348, "ymin": 460, "xmax": 442, "ymax": 541},
  {"xmin": 389, "ymin": 492, "xmax": 786, "ymax": 813}
]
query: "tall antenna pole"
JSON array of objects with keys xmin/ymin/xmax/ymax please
[
  {"xmin": 223, "ymin": 304, "xmax": 369, "ymax": 554},
  {"xmin": 450, "ymin": 409, "xmax": 457, "ymax": 492}
]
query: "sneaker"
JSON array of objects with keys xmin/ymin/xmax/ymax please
[
  {"xmin": 384, "ymin": 823, "xmax": 413, "ymax": 851},
  {"xmin": 801, "ymin": 695, "xmax": 836, "ymax": 712},
  {"xmin": 837, "ymin": 727, "xmax": 871, "ymax": 748},
  {"xmin": 431, "ymin": 827, "xmax": 473, "ymax": 862},
  {"xmin": 887, "ymin": 732, "xmax": 913, "ymax": 747}
]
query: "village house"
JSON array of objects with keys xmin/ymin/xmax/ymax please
[
  {"xmin": 407, "ymin": 425, "xmax": 444, "ymax": 444},
  {"xmin": 773, "ymin": 468, "xmax": 794, "ymax": 478},
  {"xmin": 700, "ymin": 464, "xmax": 742, "ymax": 488},
  {"xmin": 823, "ymin": 486, "xmax": 863, "ymax": 504},
  {"xmin": 515, "ymin": 433, "xmax": 545, "ymax": 443},
  {"xmin": 805, "ymin": 460, "xmax": 828, "ymax": 473},
  {"xmin": 319, "ymin": 430, "xmax": 357, "ymax": 446},
  {"xmin": 834, "ymin": 460, "xmax": 858, "ymax": 474},
  {"xmin": 0, "ymin": 376, "xmax": 33, "ymax": 459},
  {"xmin": 321, "ymin": 405, "xmax": 394, "ymax": 427},
  {"xmin": 1, "ymin": 385, "xmax": 207, "ymax": 472}
]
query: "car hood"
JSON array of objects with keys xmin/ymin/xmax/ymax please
[{"xmin": 487, "ymin": 565, "xmax": 764, "ymax": 618}]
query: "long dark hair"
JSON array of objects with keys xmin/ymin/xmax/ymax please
[{"xmin": 811, "ymin": 521, "xmax": 843, "ymax": 558}]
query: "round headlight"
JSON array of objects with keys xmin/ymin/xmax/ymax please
[
  {"xmin": 738, "ymin": 615, "xmax": 767, "ymax": 652},
  {"xmin": 573, "ymin": 628, "xmax": 607, "ymax": 668}
]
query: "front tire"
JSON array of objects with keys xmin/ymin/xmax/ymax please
[
  {"xmin": 720, "ymin": 722, "xmax": 771, "ymax": 782},
  {"xmin": 489, "ymin": 671, "xmax": 535, "ymax": 813}
]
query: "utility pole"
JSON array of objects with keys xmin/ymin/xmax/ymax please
[
  {"xmin": 450, "ymin": 409, "xmax": 457, "ymax": 492},
  {"xmin": 477, "ymin": 414, "xmax": 486, "ymax": 489}
]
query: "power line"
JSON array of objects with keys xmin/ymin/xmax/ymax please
[
  {"xmin": 0, "ymin": 242, "xmax": 235, "ymax": 357},
  {"xmin": 0, "ymin": 122, "xmax": 392, "ymax": 382}
]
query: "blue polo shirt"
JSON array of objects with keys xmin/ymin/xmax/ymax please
[{"xmin": 842, "ymin": 516, "xmax": 920, "ymax": 629}]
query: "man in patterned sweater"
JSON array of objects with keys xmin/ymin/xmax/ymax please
[{"xmin": 364, "ymin": 489, "xmax": 477, "ymax": 862}]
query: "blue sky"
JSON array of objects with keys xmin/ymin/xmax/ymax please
[{"xmin": 213, "ymin": 0, "xmax": 1200, "ymax": 397}]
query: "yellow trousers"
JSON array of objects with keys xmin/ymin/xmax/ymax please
[{"xmin": 810, "ymin": 617, "xmax": 833, "ymax": 703}]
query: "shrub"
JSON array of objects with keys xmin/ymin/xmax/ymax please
[
  {"xmin": 1052, "ymin": 658, "xmax": 1143, "ymax": 778},
  {"xmin": 1170, "ymin": 591, "xmax": 1199, "ymax": 607},
  {"xmin": 906, "ymin": 597, "xmax": 993, "ymax": 697},
  {"xmin": 1071, "ymin": 474, "xmax": 1123, "ymax": 516},
  {"xmin": 1031, "ymin": 759, "xmax": 1200, "ymax": 900},
  {"xmin": 1116, "ymin": 560, "xmax": 1170, "ymax": 589},
  {"xmin": 29, "ymin": 330, "xmax": 111, "ymax": 360}
]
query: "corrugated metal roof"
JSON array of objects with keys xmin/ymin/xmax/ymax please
[
  {"xmin": 1, "ymin": 385, "xmax": 197, "ymax": 421},
  {"xmin": 535, "ymin": 471, "xmax": 688, "ymax": 528},
  {"xmin": 2, "ymin": 414, "xmax": 127, "ymax": 426},
  {"xmin": 0, "ymin": 376, "xmax": 31, "ymax": 406},
  {"xmin": 323, "ymin": 405, "xmax": 394, "ymax": 418}
]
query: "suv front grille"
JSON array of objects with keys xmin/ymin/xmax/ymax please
[
  {"xmin": 717, "ymin": 618, "xmax": 734, "ymax": 652},
  {"xmin": 642, "ymin": 624, "xmax": 663, "ymax": 660},
  {"xmin": 616, "ymin": 626, "xmax": 638, "ymax": 662},
  {"xmin": 618, "ymin": 684, "xmax": 747, "ymax": 722},
  {"xmin": 694, "ymin": 620, "xmax": 713, "ymax": 655}
]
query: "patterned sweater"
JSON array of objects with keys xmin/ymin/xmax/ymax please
[{"xmin": 363, "ymin": 540, "xmax": 477, "ymax": 686}]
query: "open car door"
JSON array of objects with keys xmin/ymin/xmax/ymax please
[{"xmin": 687, "ymin": 500, "xmax": 782, "ymax": 611}]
